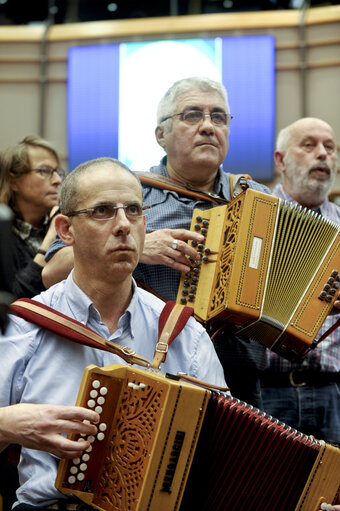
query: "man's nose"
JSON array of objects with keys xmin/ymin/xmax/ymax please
[
  {"xmin": 199, "ymin": 114, "xmax": 215, "ymax": 134},
  {"xmin": 113, "ymin": 207, "xmax": 131, "ymax": 234},
  {"xmin": 315, "ymin": 142, "xmax": 328, "ymax": 159}
]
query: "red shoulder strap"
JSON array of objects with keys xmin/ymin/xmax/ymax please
[
  {"xmin": 9, "ymin": 298, "xmax": 151, "ymax": 367},
  {"xmin": 153, "ymin": 301, "xmax": 194, "ymax": 369}
]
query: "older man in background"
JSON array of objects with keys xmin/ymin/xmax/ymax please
[{"xmin": 260, "ymin": 117, "xmax": 340, "ymax": 444}]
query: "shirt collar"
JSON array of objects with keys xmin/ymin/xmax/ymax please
[{"xmin": 63, "ymin": 271, "xmax": 137, "ymax": 339}]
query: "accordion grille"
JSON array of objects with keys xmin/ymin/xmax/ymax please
[
  {"xmin": 262, "ymin": 203, "xmax": 339, "ymax": 326},
  {"xmin": 181, "ymin": 393, "xmax": 321, "ymax": 511}
]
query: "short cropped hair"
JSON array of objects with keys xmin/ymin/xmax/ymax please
[
  {"xmin": 157, "ymin": 77, "xmax": 230, "ymax": 133},
  {"xmin": 0, "ymin": 135, "xmax": 60, "ymax": 206},
  {"xmin": 60, "ymin": 157, "xmax": 143, "ymax": 216}
]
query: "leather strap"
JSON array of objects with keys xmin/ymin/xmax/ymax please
[
  {"xmin": 136, "ymin": 171, "xmax": 229, "ymax": 205},
  {"xmin": 9, "ymin": 298, "xmax": 152, "ymax": 368},
  {"xmin": 153, "ymin": 301, "xmax": 194, "ymax": 369},
  {"xmin": 314, "ymin": 316, "xmax": 340, "ymax": 347}
]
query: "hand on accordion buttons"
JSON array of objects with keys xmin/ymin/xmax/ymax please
[
  {"xmin": 141, "ymin": 228, "xmax": 205, "ymax": 272},
  {"xmin": 0, "ymin": 403, "xmax": 100, "ymax": 459}
]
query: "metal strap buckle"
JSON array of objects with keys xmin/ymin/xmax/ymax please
[
  {"xmin": 289, "ymin": 370, "xmax": 307, "ymax": 387},
  {"xmin": 155, "ymin": 342, "xmax": 169, "ymax": 354}
]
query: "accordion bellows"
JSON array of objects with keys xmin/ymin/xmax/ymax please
[
  {"xmin": 55, "ymin": 364, "xmax": 340, "ymax": 511},
  {"xmin": 176, "ymin": 189, "xmax": 340, "ymax": 360}
]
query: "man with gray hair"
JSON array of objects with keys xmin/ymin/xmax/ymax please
[
  {"xmin": 260, "ymin": 117, "xmax": 340, "ymax": 444},
  {"xmin": 43, "ymin": 77, "xmax": 272, "ymax": 407}
]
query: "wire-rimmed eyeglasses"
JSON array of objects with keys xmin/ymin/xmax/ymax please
[
  {"xmin": 161, "ymin": 110, "xmax": 233, "ymax": 126},
  {"xmin": 66, "ymin": 202, "xmax": 150, "ymax": 221},
  {"xmin": 33, "ymin": 166, "xmax": 66, "ymax": 179}
]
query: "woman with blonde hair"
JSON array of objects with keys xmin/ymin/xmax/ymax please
[{"xmin": 0, "ymin": 135, "xmax": 64, "ymax": 297}]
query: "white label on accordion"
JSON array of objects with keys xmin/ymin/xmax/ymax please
[{"xmin": 249, "ymin": 236, "xmax": 262, "ymax": 269}]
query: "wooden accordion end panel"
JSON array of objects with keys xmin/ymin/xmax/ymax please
[
  {"xmin": 55, "ymin": 364, "xmax": 210, "ymax": 511},
  {"xmin": 55, "ymin": 364, "xmax": 340, "ymax": 511},
  {"xmin": 176, "ymin": 188, "xmax": 340, "ymax": 360}
]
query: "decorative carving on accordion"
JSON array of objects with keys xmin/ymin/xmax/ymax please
[
  {"xmin": 95, "ymin": 381, "xmax": 164, "ymax": 510},
  {"xmin": 208, "ymin": 196, "xmax": 243, "ymax": 318}
]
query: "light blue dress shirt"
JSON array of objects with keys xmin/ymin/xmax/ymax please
[{"xmin": 0, "ymin": 272, "xmax": 226, "ymax": 507}]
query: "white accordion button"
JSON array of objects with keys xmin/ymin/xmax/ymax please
[
  {"xmin": 97, "ymin": 396, "xmax": 105, "ymax": 405},
  {"xmin": 97, "ymin": 432, "xmax": 105, "ymax": 441},
  {"xmin": 95, "ymin": 406, "xmax": 103, "ymax": 414},
  {"xmin": 72, "ymin": 457, "xmax": 80, "ymax": 465},
  {"xmin": 82, "ymin": 453, "xmax": 90, "ymax": 462},
  {"xmin": 77, "ymin": 473, "xmax": 85, "ymax": 481},
  {"xmin": 79, "ymin": 463, "xmax": 87, "ymax": 471},
  {"xmin": 85, "ymin": 444, "xmax": 93, "ymax": 453},
  {"xmin": 87, "ymin": 435, "xmax": 95, "ymax": 443},
  {"xmin": 92, "ymin": 380, "xmax": 100, "ymax": 389},
  {"xmin": 100, "ymin": 387, "xmax": 108, "ymax": 395},
  {"xmin": 87, "ymin": 399, "xmax": 96, "ymax": 408},
  {"xmin": 99, "ymin": 423, "xmax": 107, "ymax": 431},
  {"xmin": 90, "ymin": 390, "xmax": 98, "ymax": 398},
  {"xmin": 70, "ymin": 466, "xmax": 78, "ymax": 474},
  {"xmin": 68, "ymin": 475, "xmax": 76, "ymax": 484}
]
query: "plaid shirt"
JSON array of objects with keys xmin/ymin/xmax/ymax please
[
  {"xmin": 134, "ymin": 157, "xmax": 271, "ymax": 302},
  {"xmin": 265, "ymin": 184, "xmax": 340, "ymax": 372}
]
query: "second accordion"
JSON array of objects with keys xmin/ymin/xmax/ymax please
[
  {"xmin": 176, "ymin": 188, "xmax": 340, "ymax": 360},
  {"xmin": 55, "ymin": 364, "xmax": 340, "ymax": 511}
]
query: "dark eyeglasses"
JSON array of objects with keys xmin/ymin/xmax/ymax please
[
  {"xmin": 66, "ymin": 202, "xmax": 149, "ymax": 221},
  {"xmin": 34, "ymin": 167, "xmax": 66, "ymax": 179},
  {"xmin": 161, "ymin": 110, "xmax": 232, "ymax": 126}
]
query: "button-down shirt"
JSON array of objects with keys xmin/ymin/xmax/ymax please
[
  {"xmin": 265, "ymin": 184, "xmax": 340, "ymax": 372},
  {"xmin": 0, "ymin": 272, "xmax": 226, "ymax": 506}
]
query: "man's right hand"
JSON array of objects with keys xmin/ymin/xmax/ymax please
[
  {"xmin": 0, "ymin": 403, "xmax": 100, "ymax": 458},
  {"xmin": 140, "ymin": 228, "xmax": 205, "ymax": 272}
]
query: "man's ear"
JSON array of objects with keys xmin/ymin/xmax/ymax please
[
  {"xmin": 274, "ymin": 150, "xmax": 286, "ymax": 174},
  {"xmin": 155, "ymin": 125, "xmax": 166, "ymax": 149},
  {"xmin": 54, "ymin": 214, "xmax": 75, "ymax": 246}
]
